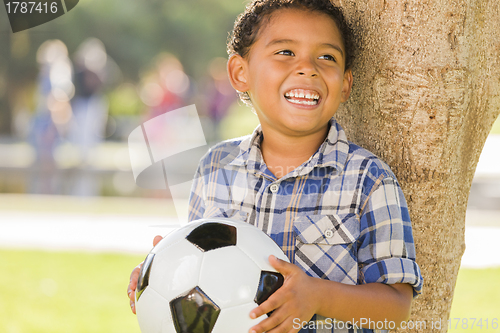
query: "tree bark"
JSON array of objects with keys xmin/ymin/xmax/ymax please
[{"xmin": 334, "ymin": 0, "xmax": 500, "ymax": 331}]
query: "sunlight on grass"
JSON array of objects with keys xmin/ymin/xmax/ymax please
[
  {"xmin": 0, "ymin": 249, "xmax": 145, "ymax": 333},
  {"xmin": 448, "ymin": 267, "xmax": 500, "ymax": 332}
]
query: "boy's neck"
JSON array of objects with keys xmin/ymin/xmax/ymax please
[{"xmin": 259, "ymin": 124, "xmax": 330, "ymax": 179}]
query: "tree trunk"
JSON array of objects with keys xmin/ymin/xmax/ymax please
[{"xmin": 334, "ymin": 0, "xmax": 500, "ymax": 331}]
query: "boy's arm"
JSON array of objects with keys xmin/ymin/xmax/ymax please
[
  {"xmin": 251, "ymin": 173, "xmax": 422, "ymax": 332},
  {"xmin": 314, "ymin": 279, "xmax": 413, "ymax": 324},
  {"xmin": 249, "ymin": 255, "xmax": 412, "ymax": 333}
]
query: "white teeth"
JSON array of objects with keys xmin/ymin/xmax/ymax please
[
  {"xmin": 284, "ymin": 89, "xmax": 320, "ymax": 101},
  {"xmin": 287, "ymin": 99, "xmax": 317, "ymax": 105}
]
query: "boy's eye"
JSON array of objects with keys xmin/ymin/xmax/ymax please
[
  {"xmin": 277, "ymin": 50, "xmax": 294, "ymax": 56},
  {"xmin": 319, "ymin": 54, "xmax": 336, "ymax": 62}
]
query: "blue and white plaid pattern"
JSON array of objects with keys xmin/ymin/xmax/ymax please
[{"xmin": 188, "ymin": 118, "xmax": 423, "ymax": 333}]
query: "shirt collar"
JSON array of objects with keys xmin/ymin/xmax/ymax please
[
  {"xmin": 223, "ymin": 118, "xmax": 350, "ymax": 177},
  {"xmin": 219, "ymin": 125, "xmax": 261, "ymax": 168},
  {"xmin": 307, "ymin": 118, "xmax": 350, "ymax": 172}
]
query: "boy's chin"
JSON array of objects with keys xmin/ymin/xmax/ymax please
[{"xmin": 278, "ymin": 120, "xmax": 331, "ymax": 137}]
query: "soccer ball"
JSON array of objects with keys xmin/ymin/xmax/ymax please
[{"xmin": 135, "ymin": 218, "xmax": 290, "ymax": 333}]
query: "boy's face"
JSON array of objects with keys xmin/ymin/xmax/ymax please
[{"xmin": 228, "ymin": 8, "xmax": 353, "ymax": 139}]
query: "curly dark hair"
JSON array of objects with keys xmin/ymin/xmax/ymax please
[{"xmin": 227, "ymin": 0, "xmax": 355, "ymax": 70}]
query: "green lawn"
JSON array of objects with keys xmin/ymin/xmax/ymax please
[
  {"xmin": 0, "ymin": 249, "xmax": 498, "ymax": 333},
  {"xmin": 0, "ymin": 249, "xmax": 145, "ymax": 333},
  {"xmin": 448, "ymin": 268, "xmax": 500, "ymax": 332}
]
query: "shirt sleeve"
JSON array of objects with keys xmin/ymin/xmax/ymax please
[
  {"xmin": 187, "ymin": 165, "xmax": 206, "ymax": 222},
  {"xmin": 357, "ymin": 176, "xmax": 423, "ymax": 297}
]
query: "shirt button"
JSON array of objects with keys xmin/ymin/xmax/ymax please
[
  {"xmin": 270, "ymin": 184, "xmax": 279, "ymax": 193},
  {"xmin": 324, "ymin": 229, "xmax": 334, "ymax": 238}
]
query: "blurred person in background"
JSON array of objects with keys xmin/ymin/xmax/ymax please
[
  {"xmin": 68, "ymin": 38, "xmax": 110, "ymax": 196},
  {"xmin": 139, "ymin": 54, "xmax": 191, "ymax": 142},
  {"xmin": 29, "ymin": 39, "xmax": 74, "ymax": 195},
  {"xmin": 204, "ymin": 57, "xmax": 237, "ymax": 142},
  {"xmin": 136, "ymin": 53, "xmax": 194, "ymax": 199},
  {"xmin": 142, "ymin": 53, "xmax": 191, "ymax": 120}
]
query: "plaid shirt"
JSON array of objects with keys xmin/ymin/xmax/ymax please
[{"xmin": 188, "ymin": 118, "xmax": 423, "ymax": 333}]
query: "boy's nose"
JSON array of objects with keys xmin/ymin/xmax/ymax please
[
  {"xmin": 296, "ymin": 59, "xmax": 318, "ymax": 77},
  {"xmin": 297, "ymin": 70, "xmax": 318, "ymax": 77}
]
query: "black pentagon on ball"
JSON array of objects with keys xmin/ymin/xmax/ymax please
[
  {"xmin": 255, "ymin": 271, "xmax": 284, "ymax": 316},
  {"xmin": 136, "ymin": 253, "xmax": 155, "ymax": 301},
  {"xmin": 186, "ymin": 222, "xmax": 237, "ymax": 252},
  {"xmin": 170, "ymin": 286, "xmax": 220, "ymax": 333}
]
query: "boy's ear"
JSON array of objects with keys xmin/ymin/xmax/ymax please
[
  {"xmin": 341, "ymin": 69, "xmax": 354, "ymax": 102},
  {"xmin": 227, "ymin": 54, "xmax": 249, "ymax": 93}
]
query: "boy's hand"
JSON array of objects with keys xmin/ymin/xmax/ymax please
[
  {"xmin": 127, "ymin": 235, "xmax": 163, "ymax": 314},
  {"xmin": 249, "ymin": 255, "xmax": 319, "ymax": 333}
]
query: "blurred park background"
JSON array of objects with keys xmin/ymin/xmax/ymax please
[{"xmin": 0, "ymin": 0, "xmax": 499, "ymax": 332}]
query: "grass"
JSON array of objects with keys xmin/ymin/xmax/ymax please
[
  {"xmin": 0, "ymin": 249, "xmax": 498, "ymax": 333},
  {"xmin": 448, "ymin": 267, "xmax": 500, "ymax": 332},
  {"xmin": 0, "ymin": 249, "xmax": 145, "ymax": 333}
]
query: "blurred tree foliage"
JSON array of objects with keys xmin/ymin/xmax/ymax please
[{"xmin": 0, "ymin": 0, "xmax": 246, "ymax": 134}]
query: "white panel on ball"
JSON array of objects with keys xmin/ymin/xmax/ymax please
[
  {"xmin": 136, "ymin": 287, "xmax": 174, "ymax": 333},
  {"xmin": 198, "ymin": 246, "xmax": 261, "ymax": 309},
  {"xmin": 236, "ymin": 226, "xmax": 289, "ymax": 271},
  {"xmin": 149, "ymin": 240, "xmax": 204, "ymax": 301},
  {"xmin": 211, "ymin": 302, "xmax": 265, "ymax": 333}
]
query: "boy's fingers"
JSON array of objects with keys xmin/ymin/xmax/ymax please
[
  {"xmin": 250, "ymin": 292, "xmax": 285, "ymax": 320},
  {"xmin": 271, "ymin": 317, "xmax": 296, "ymax": 333},
  {"xmin": 130, "ymin": 299, "xmax": 136, "ymax": 314},
  {"xmin": 130, "ymin": 263, "xmax": 142, "ymax": 280},
  {"xmin": 249, "ymin": 312, "xmax": 291, "ymax": 333},
  {"xmin": 128, "ymin": 275, "xmax": 137, "ymax": 289},
  {"xmin": 128, "ymin": 289, "xmax": 135, "ymax": 301},
  {"xmin": 128, "ymin": 263, "xmax": 143, "ymax": 304},
  {"xmin": 128, "ymin": 285, "xmax": 137, "ymax": 314},
  {"xmin": 128, "ymin": 266, "xmax": 141, "ymax": 292},
  {"xmin": 268, "ymin": 255, "xmax": 297, "ymax": 276},
  {"xmin": 153, "ymin": 235, "xmax": 163, "ymax": 247}
]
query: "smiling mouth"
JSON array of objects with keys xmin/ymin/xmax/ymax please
[{"xmin": 284, "ymin": 89, "xmax": 321, "ymax": 106}]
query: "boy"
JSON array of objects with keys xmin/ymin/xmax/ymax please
[{"xmin": 129, "ymin": 1, "xmax": 423, "ymax": 332}]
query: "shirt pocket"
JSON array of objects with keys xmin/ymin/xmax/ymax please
[
  {"xmin": 202, "ymin": 205, "xmax": 249, "ymax": 223},
  {"xmin": 293, "ymin": 214, "xmax": 360, "ymax": 284}
]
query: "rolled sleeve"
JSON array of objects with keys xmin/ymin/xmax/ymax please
[
  {"xmin": 358, "ymin": 176, "xmax": 423, "ymax": 296},
  {"xmin": 362, "ymin": 257, "xmax": 423, "ymax": 297}
]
